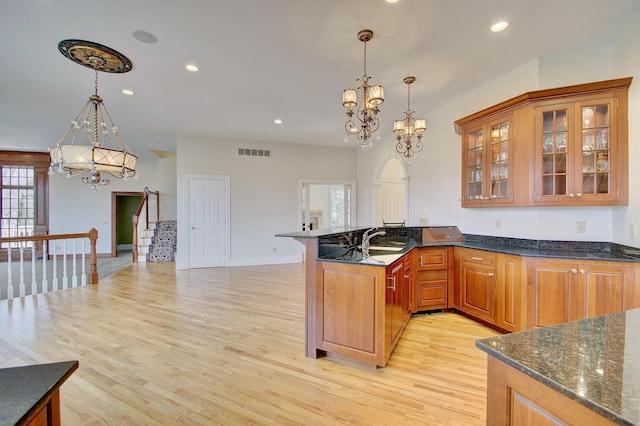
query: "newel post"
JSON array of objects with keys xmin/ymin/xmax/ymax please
[{"xmin": 89, "ymin": 228, "xmax": 99, "ymax": 284}]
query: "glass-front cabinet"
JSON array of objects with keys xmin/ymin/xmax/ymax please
[
  {"xmin": 533, "ymin": 95, "xmax": 623, "ymax": 206},
  {"xmin": 462, "ymin": 114, "xmax": 514, "ymax": 206},
  {"xmin": 456, "ymin": 77, "xmax": 630, "ymax": 208}
]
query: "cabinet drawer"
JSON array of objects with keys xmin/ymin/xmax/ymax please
[
  {"xmin": 417, "ymin": 248, "xmax": 448, "ymax": 270},
  {"xmin": 460, "ymin": 249, "xmax": 495, "ymax": 267}
]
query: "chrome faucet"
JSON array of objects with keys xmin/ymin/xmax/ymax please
[{"xmin": 360, "ymin": 227, "xmax": 386, "ymax": 251}]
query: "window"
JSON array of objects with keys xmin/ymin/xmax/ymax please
[
  {"xmin": 1, "ymin": 166, "xmax": 35, "ymax": 247},
  {"xmin": 0, "ymin": 151, "xmax": 49, "ymax": 252}
]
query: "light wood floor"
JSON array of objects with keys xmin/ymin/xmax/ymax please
[{"xmin": 0, "ymin": 262, "xmax": 500, "ymax": 425}]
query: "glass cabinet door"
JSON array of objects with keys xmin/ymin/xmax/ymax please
[
  {"xmin": 580, "ymin": 103, "xmax": 610, "ymax": 196},
  {"xmin": 489, "ymin": 120, "xmax": 510, "ymax": 199},
  {"xmin": 540, "ymin": 108, "xmax": 569, "ymax": 196},
  {"xmin": 465, "ymin": 128, "xmax": 483, "ymax": 201}
]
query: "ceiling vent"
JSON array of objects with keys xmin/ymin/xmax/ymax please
[{"xmin": 238, "ymin": 148, "xmax": 271, "ymax": 157}]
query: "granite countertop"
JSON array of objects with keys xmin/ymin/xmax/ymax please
[
  {"xmin": 0, "ymin": 360, "xmax": 79, "ymax": 425},
  {"xmin": 277, "ymin": 227, "xmax": 640, "ymax": 264},
  {"xmin": 476, "ymin": 310, "xmax": 640, "ymax": 425}
]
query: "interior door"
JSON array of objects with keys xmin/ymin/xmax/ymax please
[{"xmin": 188, "ymin": 177, "xmax": 228, "ymax": 268}]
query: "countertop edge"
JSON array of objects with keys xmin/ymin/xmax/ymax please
[{"xmin": 475, "ymin": 340, "xmax": 632, "ymax": 426}]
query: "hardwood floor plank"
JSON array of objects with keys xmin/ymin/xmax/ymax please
[{"xmin": 0, "ymin": 262, "xmax": 500, "ymax": 425}]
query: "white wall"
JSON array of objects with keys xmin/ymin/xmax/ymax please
[
  {"xmin": 175, "ymin": 136, "xmax": 358, "ymax": 268},
  {"xmin": 357, "ymin": 16, "xmax": 640, "ymax": 248},
  {"xmin": 612, "ymin": 10, "xmax": 640, "ymax": 247},
  {"xmin": 49, "ymin": 153, "xmax": 177, "ymax": 254}
]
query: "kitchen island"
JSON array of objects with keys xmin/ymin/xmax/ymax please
[
  {"xmin": 277, "ymin": 226, "xmax": 640, "ymax": 367},
  {"xmin": 476, "ymin": 309, "xmax": 640, "ymax": 425}
]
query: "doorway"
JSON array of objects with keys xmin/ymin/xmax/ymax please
[
  {"xmin": 375, "ymin": 158, "xmax": 408, "ymax": 226},
  {"xmin": 111, "ymin": 192, "xmax": 145, "ymax": 258},
  {"xmin": 300, "ymin": 181, "xmax": 356, "ymax": 232}
]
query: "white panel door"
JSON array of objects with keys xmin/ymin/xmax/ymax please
[{"xmin": 189, "ymin": 178, "xmax": 227, "ymax": 268}]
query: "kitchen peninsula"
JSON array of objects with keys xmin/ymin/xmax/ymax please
[{"xmin": 277, "ymin": 226, "xmax": 640, "ymax": 367}]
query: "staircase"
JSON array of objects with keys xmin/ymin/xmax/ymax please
[{"xmin": 147, "ymin": 220, "xmax": 177, "ymax": 262}]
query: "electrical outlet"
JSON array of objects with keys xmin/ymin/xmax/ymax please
[
  {"xmin": 495, "ymin": 218, "xmax": 502, "ymax": 229},
  {"xmin": 631, "ymin": 224, "xmax": 637, "ymax": 238},
  {"xmin": 576, "ymin": 221, "xmax": 587, "ymax": 233},
  {"xmin": 273, "ymin": 247, "xmax": 277, "ymax": 253}
]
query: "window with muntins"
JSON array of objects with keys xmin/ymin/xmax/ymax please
[{"xmin": 1, "ymin": 165, "xmax": 35, "ymax": 247}]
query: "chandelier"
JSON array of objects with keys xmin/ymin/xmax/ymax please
[
  {"xmin": 342, "ymin": 29, "xmax": 384, "ymax": 147},
  {"xmin": 49, "ymin": 40, "xmax": 137, "ymax": 191},
  {"xmin": 393, "ymin": 76, "xmax": 426, "ymax": 159}
]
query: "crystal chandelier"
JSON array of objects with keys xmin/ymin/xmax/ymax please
[
  {"xmin": 49, "ymin": 40, "xmax": 137, "ymax": 191},
  {"xmin": 393, "ymin": 76, "xmax": 426, "ymax": 159},
  {"xmin": 342, "ymin": 29, "xmax": 384, "ymax": 147}
]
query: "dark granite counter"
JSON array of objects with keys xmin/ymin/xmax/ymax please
[
  {"xmin": 0, "ymin": 360, "xmax": 78, "ymax": 425},
  {"xmin": 276, "ymin": 227, "xmax": 640, "ymax": 265},
  {"xmin": 476, "ymin": 310, "xmax": 640, "ymax": 425}
]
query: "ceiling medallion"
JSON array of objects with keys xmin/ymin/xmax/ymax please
[{"xmin": 58, "ymin": 39, "xmax": 132, "ymax": 73}]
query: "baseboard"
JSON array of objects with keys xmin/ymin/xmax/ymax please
[{"xmin": 227, "ymin": 255, "xmax": 301, "ymax": 267}]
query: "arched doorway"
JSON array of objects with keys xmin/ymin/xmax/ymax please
[{"xmin": 374, "ymin": 158, "xmax": 408, "ymax": 226}]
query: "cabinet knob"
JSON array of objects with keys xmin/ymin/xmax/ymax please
[
  {"xmin": 488, "ymin": 273, "xmax": 494, "ymax": 277},
  {"xmin": 577, "ymin": 193, "xmax": 582, "ymax": 198},
  {"xmin": 569, "ymin": 193, "xmax": 575, "ymax": 198},
  {"xmin": 579, "ymin": 269, "xmax": 586, "ymax": 274},
  {"xmin": 571, "ymin": 268, "xmax": 578, "ymax": 273},
  {"xmin": 404, "ymin": 274, "xmax": 410, "ymax": 279}
]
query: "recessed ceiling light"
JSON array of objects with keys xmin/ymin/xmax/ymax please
[
  {"xmin": 122, "ymin": 89, "xmax": 135, "ymax": 96},
  {"xmin": 385, "ymin": 0, "xmax": 399, "ymax": 3},
  {"xmin": 274, "ymin": 118, "xmax": 283, "ymax": 125},
  {"xmin": 185, "ymin": 64, "xmax": 199, "ymax": 72},
  {"xmin": 132, "ymin": 30, "xmax": 158, "ymax": 44},
  {"xmin": 491, "ymin": 21, "xmax": 509, "ymax": 32}
]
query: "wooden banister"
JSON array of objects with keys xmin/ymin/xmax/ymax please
[
  {"xmin": 132, "ymin": 187, "xmax": 160, "ymax": 263},
  {"xmin": 0, "ymin": 228, "xmax": 99, "ymax": 285}
]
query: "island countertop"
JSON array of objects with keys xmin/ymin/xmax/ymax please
[
  {"xmin": 476, "ymin": 309, "xmax": 640, "ymax": 425},
  {"xmin": 0, "ymin": 360, "xmax": 78, "ymax": 425}
]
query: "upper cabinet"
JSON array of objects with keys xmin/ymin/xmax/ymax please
[{"xmin": 455, "ymin": 77, "xmax": 632, "ymax": 208}]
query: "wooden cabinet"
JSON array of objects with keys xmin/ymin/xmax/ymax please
[
  {"xmin": 461, "ymin": 113, "xmax": 517, "ymax": 206},
  {"xmin": 455, "ymin": 77, "xmax": 631, "ymax": 208},
  {"xmin": 453, "ymin": 247, "xmax": 525, "ymax": 332},
  {"xmin": 457, "ymin": 248, "xmax": 497, "ymax": 323},
  {"xmin": 486, "ymin": 357, "xmax": 617, "ymax": 426},
  {"xmin": 318, "ymin": 258, "xmax": 412, "ymax": 367},
  {"xmin": 532, "ymin": 93, "xmax": 628, "ymax": 206},
  {"xmin": 526, "ymin": 257, "xmax": 638, "ymax": 328},
  {"xmin": 414, "ymin": 247, "xmax": 448, "ymax": 311}
]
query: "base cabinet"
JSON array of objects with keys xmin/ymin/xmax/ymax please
[
  {"xmin": 318, "ymin": 259, "xmax": 411, "ymax": 367},
  {"xmin": 453, "ymin": 247, "xmax": 525, "ymax": 332},
  {"xmin": 526, "ymin": 258, "xmax": 638, "ymax": 328},
  {"xmin": 486, "ymin": 357, "xmax": 617, "ymax": 426},
  {"xmin": 414, "ymin": 247, "xmax": 449, "ymax": 311}
]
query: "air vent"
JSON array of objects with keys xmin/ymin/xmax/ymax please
[{"xmin": 238, "ymin": 148, "xmax": 271, "ymax": 157}]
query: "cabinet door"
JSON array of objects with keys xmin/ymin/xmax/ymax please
[
  {"xmin": 533, "ymin": 103, "xmax": 575, "ymax": 204},
  {"xmin": 527, "ymin": 259, "xmax": 579, "ymax": 328},
  {"xmin": 461, "ymin": 115, "xmax": 514, "ymax": 206},
  {"xmin": 402, "ymin": 259, "xmax": 412, "ymax": 324},
  {"xmin": 574, "ymin": 97, "xmax": 623, "ymax": 204},
  {"xmin": 386, "ymin": 261, "xmax": 405, "ymax": 351},
  {"xmin": 462, "ymin": 124, "xmax": 485, "ymax": 204},
  {"xmin": 495, "ymin": 254, "xmax": 524, "ymax": 332},
  {"xmin": 579, "ymin": 262, "xmax": 635, "ymax": 319},
  {"xmin": 459, "ymin": 256, "xmax": 497, "ymax": 322}
]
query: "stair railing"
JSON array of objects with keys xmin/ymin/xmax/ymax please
[
  {"xmin": 132, "ymin": 187, "xmax": 160, "ymax": 263},
  {"xmin": 0, "ymin": 228, "xmax": 98, "ymax": 300}
]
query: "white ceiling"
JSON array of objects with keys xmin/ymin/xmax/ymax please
[{"xmin": 2, "ymin": 0, "xmax": 640, "ymax": 159}]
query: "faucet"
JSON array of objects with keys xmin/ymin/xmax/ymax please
[{"xmin": 360, "ymin": 227, "xmax": 386, "ymax": 252}]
